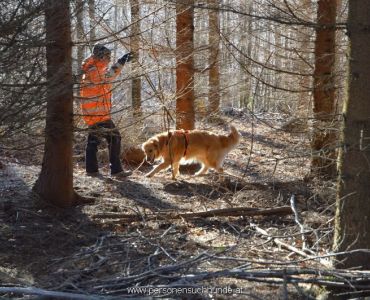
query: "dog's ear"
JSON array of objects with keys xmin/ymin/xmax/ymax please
[
  {"xmin": 152, "ymin": 138, "xmax": 160, "ymax": 151},
  {"xmin": 156, "ymin": 134, "xmax": 168, "ymax": 152}
]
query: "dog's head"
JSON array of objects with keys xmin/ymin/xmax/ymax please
[{"xmin": 142, "ymin": 138, "xmax": 161, "ymax": 164}]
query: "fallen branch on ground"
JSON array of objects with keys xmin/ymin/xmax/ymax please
[
  {"xmin": 92, "ymin": 206, "xmax": 293, "ymax": 222},
  {"xmin": 4, "ymin": 267, "xmax": 370, "ymax": 299},
  {"xmin": 0, "ymin": 286, "xmax": 116, "ymax": 300}
]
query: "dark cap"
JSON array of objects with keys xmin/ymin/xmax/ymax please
[{"xmin": 93, "ymin": 44, "xmax": 111, "ymax": 59}]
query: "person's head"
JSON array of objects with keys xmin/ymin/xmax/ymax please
[{"xmin": 92, "ymin": 44, "xmax": 111, "ymax": 62}]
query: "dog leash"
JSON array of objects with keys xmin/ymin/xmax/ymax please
[{"xmin": 132, "ymin": 157, "xmax": 147, "ymax": 173}]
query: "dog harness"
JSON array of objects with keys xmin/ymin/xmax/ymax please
[{"xmin": 167, "ymin": 129, "xmax": 189, "ymax": 157}]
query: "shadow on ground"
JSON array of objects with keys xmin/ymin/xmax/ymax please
[
  {"xmin": 112, "ymin": 178, "xmax": 178, "ymax": 210},
  {"xmin": 163, "ymin": 180, "xmax": 225, "ymax": 200}
]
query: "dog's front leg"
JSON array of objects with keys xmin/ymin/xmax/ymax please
[
  {"xmin": 146, "ymin": 161, "xmax": 171, "ymax": 178},
  {"xmin": 171, "ymin": 162, "xmax": 180, "ymax": 180}
]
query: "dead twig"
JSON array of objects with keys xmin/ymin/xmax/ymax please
[
  {"xmin": 252, "ymin": 224, "xmax": 332, "ymax": 268},
  {"xmin": 290, "ymin": 194, "xmax": 311, "ymax": 254}
]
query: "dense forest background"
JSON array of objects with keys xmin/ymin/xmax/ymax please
[
  {"xmin": 1, "ymin": 0, "xmax": 370, "ymax": 299},
  {"xmin": 0, "ymin": 0, "xmax": 347, "ymax": 144}
]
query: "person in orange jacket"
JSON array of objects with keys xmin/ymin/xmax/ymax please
[{"xmin": 80, "ymin": 44, "xmax": 133, "ymax": 178}]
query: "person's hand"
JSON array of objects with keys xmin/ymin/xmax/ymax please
[{"xmin": 118, "ymin": 52, "xmax": 134, "ymax": 65}]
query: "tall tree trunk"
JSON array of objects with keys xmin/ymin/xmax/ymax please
[
  {"xmin": 296, "ymin": 0, "xmax": 313, "ymax": 119},
  {"xmin": 33, "ymin": 0, "xmax": 81, "ymax": 207},
  {"xmin": 333, "ymin": 0, "xmax": 370, "ymax": 269},
  {"xmin": 334, "ymin": 0, "xmax": 345, "ymax": 115},
  {"xmin": 88, "ymin": 0, "xmax": 96, "ymax": 42},
  {"xmin": 76, "ymin": 0, "xmax": 85, "ymax": 85},
  {"xmin": 130, "ymin": 0, "xmax": 142, "ymax": 118},
  {"xmin": 311, "ymin": 0, "xmax": 337, "ymax": 178},
  {"xmin": 113, "ymin": 1, "xmax": 119, "ymax": 62},
  {"xmin": 220, "ymin": 0, "xmax": 232, "ymax": 107},
  {"xmin": 176, "ymin": 1, "xmax": 195, "ymax": 130},
  {"xmin": 239, "ymin": 0, "xmax": 253, "ymax": 108},
  {"xmin": 207, "ymin": 0, "xmax": 220, "ymax": 117}
]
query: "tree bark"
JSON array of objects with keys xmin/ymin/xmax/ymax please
[
  {"xmin": 311, "ymin": 0, "xmax": 338, "ymax": 178},
  {"xmin": 33, "ymin": 0, "xmax": 81, "ymax": 208},
  {"xmin": 239, "ymin": 0, "xmax": 253, "ymax": 108},
  {"xmin": 130, "ymin": 0, "xmax": 142, "ymax": 118},
  {"xmin": 113, "ymin": 2, "xmax": 119, "ymax": 62},
  {"xmin": 296, "ymin": 0, "xmax": 313, "ymax": 119},
  {"xmin": 88, "ymin": 0, "xmax": 96, "ymax": 42},
  {"xmin": 207, "ymin": 0, "xmax": 220, "ymax": 117},
  {"xmin": 75, "ymin": 0, "xmax": 85, "ymax": 85},
  {"xmin": 333, "ymin": 0, "xmax": 370, "ymax": 269},
  {"xmin": 176, "ymin": 1, "xmax": 195, "ymax": 130}
]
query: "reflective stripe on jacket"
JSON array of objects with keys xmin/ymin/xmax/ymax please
[{"xmin": 80, "ymin": 56, "xmax": 122, "ymax": 126}]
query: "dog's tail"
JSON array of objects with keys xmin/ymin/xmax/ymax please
[{"xmin": 221, "ymin": 125, "xmax": 240, "ymax": 148}]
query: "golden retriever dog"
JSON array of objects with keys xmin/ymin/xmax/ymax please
[{"xmin": 142, "ymin": 125, "xmax": 240, "ymax": 179}]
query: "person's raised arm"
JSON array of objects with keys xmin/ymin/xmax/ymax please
[{"xmin": 106, "ymin": 52, "xmax": 134, "ymax": 80}]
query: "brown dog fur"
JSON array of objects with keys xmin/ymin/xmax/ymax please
[{"xmin": 142, "ymin": 125, "xmax": 240, "ymax": 179}]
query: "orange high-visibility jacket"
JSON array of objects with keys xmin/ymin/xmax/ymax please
[{"xmin": 80, "ymin": 56, "xmax": 122, "ymax": 126}]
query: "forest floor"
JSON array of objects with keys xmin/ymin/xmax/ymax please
[{"xmin": 0, "ymin": 111, "xmax": 337, "ymax": 299}]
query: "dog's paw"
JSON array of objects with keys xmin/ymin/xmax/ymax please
[{"xmin": 146, "ymin": 172, "xmax": 154, "ymax": 178}]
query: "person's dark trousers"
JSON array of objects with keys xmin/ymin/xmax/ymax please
[{"xmin": 85, "ymin": 120, "xmax": 123, "ymax": 175}]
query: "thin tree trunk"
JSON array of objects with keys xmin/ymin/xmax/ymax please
[
  {"xmin": 33, "ymin": 0, "xmax": 81, "ymax": 207},
  {"xmin": 113, "ymin": 1, "xmax": 119, "ymax": 62},
  {"xmin": 239, "ymin": 0, "xmax": 253, "ymax": 108},
  {"xmin": 220, "ymin": 0, "xmax": 232, "ymax": 107},
  {"xmin": 296, "ymin": 0, "xmax": 313, "ymax": 119},
  {"xmin": 334, "ymin": 0, "xmax": 345, "ymax": 116},
  {"xmin": 88, "ymin": 0, "xmax": 96, "ymax": 42},
  {"xmin": 273, "ymin": 23, "xmax": 282, "ymax": 108},
  {"xmin": 130, "ymin": 0, "xmax": 142, "ymax": 118},
  {"xmin": 76, "ymin": 0, "xmax": 85, "ymax": 85},
  {"xmin": 208, "ymin": 0, "xmax": 220, "ymax": 117},
  {"xmin": 176, "ymin": 1, "xmax": 195, "ymax": 130},
  {"xmin": 333, "ymin": 0, "xmax": 370, "ymax": 269},
  {"xmin": 311, "ymin": 0, "xmax": 338, "ymax": 178}
]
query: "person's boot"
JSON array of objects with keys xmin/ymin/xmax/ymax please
[
  {"xmin": 86, "ymin": 171, "xmax": 101, "ymax": 177},
  {"xmin": 111, "ymin": 170, "xmax": 132, "ymax": 179}
]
